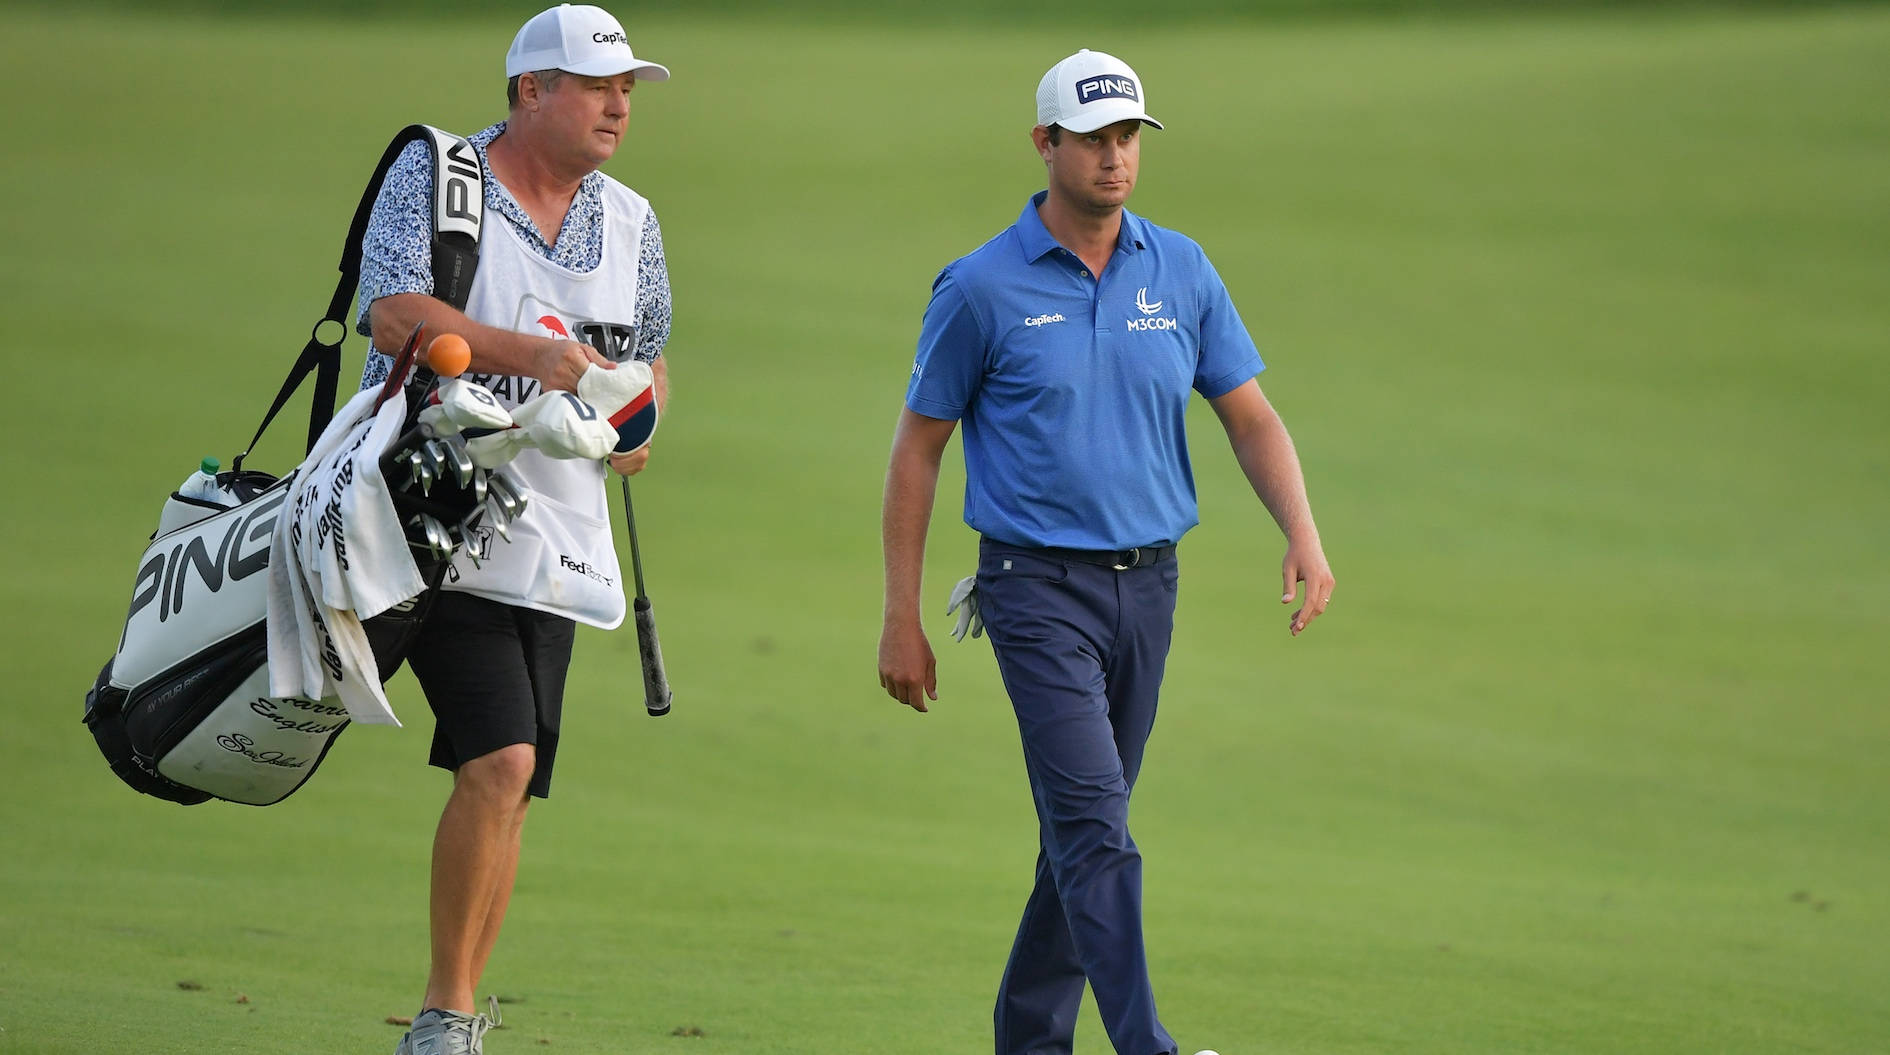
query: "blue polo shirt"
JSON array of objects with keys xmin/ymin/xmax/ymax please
[{"xmin": 906, "ymin": 191, "xmax": 1264, "ymax": 550}]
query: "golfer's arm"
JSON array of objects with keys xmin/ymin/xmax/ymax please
[
  {"xmin": 882, "ymin": 409, "xmax": 957, "ymax": 627},
  {"xmin": 1209, "ymin": 379, "xmax": 1321, "ymax": 545},
  {"xmin": 369, "ymin": 292, "xmax": 558, "ymax": 381},
  {"xmin": 650, "ymin": 356, "xmax": 669, "ymax": 412}
]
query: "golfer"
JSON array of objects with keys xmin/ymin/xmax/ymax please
[
  {"xmin": 878, "ymin": 49, "xmax": 1335, "ymax": 1055},
  {"xmin": 354, "ymin": 6, "xmax": 672, "ymax": 1052}
]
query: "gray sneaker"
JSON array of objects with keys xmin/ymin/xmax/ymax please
[{"xmin": 393, "ymin": 998, "xmax": 501, "ymax": 1055}]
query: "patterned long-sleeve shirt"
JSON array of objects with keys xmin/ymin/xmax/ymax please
[{"xmin": 355, "ymin": 121, "xmax": 671, "ymax": 390}]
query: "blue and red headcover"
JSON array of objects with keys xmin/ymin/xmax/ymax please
[
  {"xmin": 609, "ymin": 385, "xmax": 658, "ymax": 454},
  {"xmin": 575, "ymin": 360, "xmax": 659, "ymax": 456}
]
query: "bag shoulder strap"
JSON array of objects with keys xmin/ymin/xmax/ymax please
[{"xmin": 234, "ymin": 125, "xmax": 483, "ymax": 470}]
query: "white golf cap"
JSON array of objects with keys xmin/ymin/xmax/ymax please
[
  {"xmin": 1036, "ymin": 49, "xmax": 1162, "ymax": 134},
  {"xmin": 505, "ymin": 4, "xmax": 670, "ymax": 81}
]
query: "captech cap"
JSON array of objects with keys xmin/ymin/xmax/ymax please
[
  {"xmin": 506, "ymin": 4, "xmax": 670, "ymax": 81},
  {"xmin": 1036, "ymin": 49, "xmax": 1161, "ymax": 134}
]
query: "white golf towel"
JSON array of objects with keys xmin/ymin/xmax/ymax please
[{"xmin": 265, "ymin": 387, "xmax": 424, "ymax": 726}]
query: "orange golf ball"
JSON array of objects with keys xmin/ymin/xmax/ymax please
[{"xmin": 427, "ymin": 333, "xmax": 472, "ymax": 377}]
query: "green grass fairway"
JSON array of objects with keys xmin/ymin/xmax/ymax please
[{"xmin": 3, "ymin": 5, "xmax": 1887, "ymax": 1053}]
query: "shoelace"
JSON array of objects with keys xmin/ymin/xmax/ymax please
[
  {"xmin": 465, "ymin": 995, "xmax": 503, "ymax": 1049},
  {"xmin": 416, "ymin": 1000, "xmax": 503, "ymax": 1055}
]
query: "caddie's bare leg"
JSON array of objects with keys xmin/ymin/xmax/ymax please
[{"xmin": 424, "ymin": 743, "xmax": 535, "ymax": 1014}]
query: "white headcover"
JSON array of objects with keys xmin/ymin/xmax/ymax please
[
  {"xmin": 512, "ymin": 391, "xmax": 619, "ymax": 460},
  {"xmin": 420, "ymin": 378, "xmax": 518, "ymax": 434},
  {"xmin": 576, "ymin": 359, "xmax": 653, "ymax": 413}
]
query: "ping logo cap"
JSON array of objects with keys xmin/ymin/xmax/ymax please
[
  {"xmin": 1036, "ymin": 49, "xmax": 1162, "ymax": 134},
  {"xmin": 507, "ymin": 4, "xmax": 671, "ymax": 81}
]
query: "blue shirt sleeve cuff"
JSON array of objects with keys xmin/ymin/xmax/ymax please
[
  {"xmin": 905, "ymin": 395, "xmax": 964, "ymax": 420},
  {"xmin": 1197, "ymin": 357, "xmax": 1264, "ymax": 399}
]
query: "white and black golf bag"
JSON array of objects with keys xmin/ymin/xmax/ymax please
[
  {"xmin": 84, "ymin": 126, "xmax": 495, "ymax": 806},
  {"xmin": 82, "ymin": 463, "xmax": 468, "ymax": 806}
]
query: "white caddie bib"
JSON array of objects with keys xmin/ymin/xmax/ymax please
[{"xmin": 449, "ymin": 177, "xmax": 650, "ymax": 629}]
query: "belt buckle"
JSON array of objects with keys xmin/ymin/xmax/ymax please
[{"xmin": 1112, "ymin": 547, "xmax": 1140, "ymax": 571}]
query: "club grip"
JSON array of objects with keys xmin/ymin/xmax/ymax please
[{"xmin": 634, "ymin": 596, "xmax": 673, "ymax": 716}]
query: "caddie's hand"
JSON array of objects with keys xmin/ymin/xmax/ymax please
[
  {"xmin": 607, "ymin": 446, "xmax": 651, "ymax": 477},
  {"xmin": 945, "ymin": 575, "xmax": 983, "ymax": 642},
  {"xmin": 878, "ymin": 619, "xmax": 937, "ymax": 713},
  {"xmin": 534, "ymin": 337, "xmax": 614, "ymax": 393},
  {"xmin": 1282, "ymin": 536, "xmax": 1335, "ymax": 637}
]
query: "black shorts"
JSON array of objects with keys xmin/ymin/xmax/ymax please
[{"xmin": 405, "ymin": 590, "xmax": 576, "ymax": 799}]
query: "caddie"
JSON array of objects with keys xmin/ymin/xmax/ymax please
[
  {"xmin": 877, "ymin": 48, "xmax": 1336, "ymax": 1055},
  {"xmin": 353, "ymin": 5, "xmax": 672, "ymax": 1052}
]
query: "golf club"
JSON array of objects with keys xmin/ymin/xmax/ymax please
[{"xmin": 619, "ymin": 477, "xmax": 672, "ymax": 717}]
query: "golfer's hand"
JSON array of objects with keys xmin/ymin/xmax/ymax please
[
  {"xmin": 608, "ymin": 446, "xmax": 651, "ymax": 476},
  {"xmin": 878, "ymin": 619, "xmax": 937, "ymax": 712},
  {"xmin": 535, "ymin": 338, "xmax": 613, "ymax": 393},
  {"xmin": 1282, "ymin": 535, "xmax": 1335, "ymax": 637}
]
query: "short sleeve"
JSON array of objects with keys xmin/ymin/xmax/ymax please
[
  {"xmin": 905, "ymin": 268, "xmax": 987, "ymax": 421},
  {"xmin": 635, "ymin": 210, "xmax": 671, "ymax": 362},
  {"xmin": 1192, "ymin": 252, "xmax": 1264, "ymax": 398}
]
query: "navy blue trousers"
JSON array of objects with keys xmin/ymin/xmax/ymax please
[{"xmin": 977, "ymin": 538, "xmax": 1180, "ymax": 1055}]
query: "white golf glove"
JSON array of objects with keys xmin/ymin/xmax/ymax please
[{"xmin": 946, "ymin": 575, "xmax": 983, "ymax": 642}]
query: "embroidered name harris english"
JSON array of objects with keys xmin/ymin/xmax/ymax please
[{"xmin": 1127, "ymin": 287, "xmax": 1177, "ymax": 332}]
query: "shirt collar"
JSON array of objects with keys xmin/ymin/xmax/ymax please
[
  {"xmin": 472, "ymin": 121, "xmax": 604, "ymax": 250},
  {"xmin": 1016, "ymin": 189, "xmax": 1148, "ymax": 264}
]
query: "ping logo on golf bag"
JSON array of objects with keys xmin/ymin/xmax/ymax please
[
  {"xmin": 435, "ymin": 133, "xmax": 482, "ymax": 241},
  {"xmin": 124, "ymin": 492, "xmax": 285, "ymax": 630},
  {"xmin": 1076, "ymin": 74, "xmax": 1138, "ymax": 105}
]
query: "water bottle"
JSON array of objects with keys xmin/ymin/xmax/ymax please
[
  {"xmin": 156, "ymin": 457, "xmax": 227, "ymax": 537},
  {"xmin": 178, "ymin": 457, "xmax": 223, "ymax": 503}
]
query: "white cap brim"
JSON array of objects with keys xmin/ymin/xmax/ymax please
[
  {"xmin": 1058, "ymin": 104, "xmax": 1162, "ymax": 135},
  {"xmin": 563, "ymin": 56, "xmax": 669, "ymax": 80},
  {"xmin": 509, "ymin": 52, "xmax": 670, "ymax": 81}
]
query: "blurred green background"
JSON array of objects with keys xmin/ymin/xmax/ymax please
[
  {"xmin": 2, "ymin": 2, "xmax": 1887, "ymax": 1053},
  {"xmin": 45, "ymin": 0, "xmax": 1890, "ymax": 19}
]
